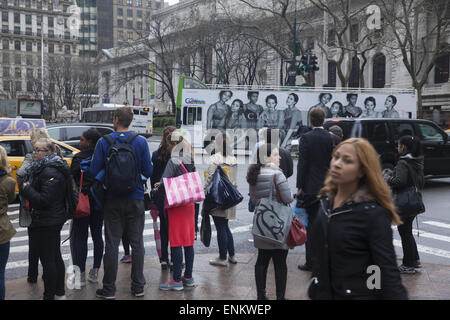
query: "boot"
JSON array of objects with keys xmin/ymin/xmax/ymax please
[{"xmin": 275, "ymin": 266, "xmax": 287, "ymax": 300}]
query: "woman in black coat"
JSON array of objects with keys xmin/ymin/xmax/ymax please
[
  {"xmin": 308, "ymin": 138, "xmax": 407, "ymax": 300},
  {"xmin": 20, "ymin": 138, "xmax": 71, "ymax": 300},
  {"xmin": 387, "ymin": 135, "xmax": 424, "ymax": 274}
]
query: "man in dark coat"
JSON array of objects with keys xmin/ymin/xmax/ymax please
[{"xmin": 296, "ymin": 108, "xmax": 340, "ymax": 271}]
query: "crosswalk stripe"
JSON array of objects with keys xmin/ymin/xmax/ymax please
[
  {"xmin": 393, "ymin": 239, "xmax": 450, "ymax": 259},
  {"xmin": 5, "ymin": 224, "xmax": 254, "ymax": 270},
  {"xmin": 392, "ymin": 226, "xmax": 450, "ymax": 243},
  {"xmin": 422, "ymin": 221, "xmax": 450, "ymax": 230}
]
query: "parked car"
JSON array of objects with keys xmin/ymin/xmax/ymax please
[
  {"xmin": 0, "ymin": 135, "xmax": 79, "ymax": 192},
  {"xmin": 324, "ymin": 118, "xmax": 450, "ymax": 178},
  {"xmin": 46, "ymin": 122, "xmax": 114, "ymax": 148}
]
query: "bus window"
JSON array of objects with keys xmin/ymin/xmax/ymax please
[
  {"xmin": 183, "ymin": 107, "xmax": 188, "ymax": 125},
  {"xmin": 140, "ymin": 110, "xmax": 148, "ymax": 116},
  {"xmin": 133, "ymin": 109, "xmax": 139, "ymax": 115},
  {"xmin": 196, "ymin": 107, "xmax": 202, "ymax": 122}
]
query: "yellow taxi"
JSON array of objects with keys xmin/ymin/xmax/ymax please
[{"xmin": 0, "ymin": 135, "xmax": 79, "ymax": 192}]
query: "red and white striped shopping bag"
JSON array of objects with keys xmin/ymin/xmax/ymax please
[{"xmin": 163, "ymin": 161, "xmax": 205, "ymax": 208}]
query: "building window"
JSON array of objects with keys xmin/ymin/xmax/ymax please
[
  {"xmin": 48, "ymin": 29, "xmax": 54, "ymax": 38},
  {"xmin": 37, "ymin": 1, "xmax": 42, "ymax": 9},
  {"xmin": 128, "ymin": 31, "xmax": 133, "ymax": 40},
  {"xmin": 127, "ymin": 9, "xmax": 133, "ymax": 17},
  {"xmin": 2, "ymin": 11, "xmax": 9, "ymax": 22},
  {"xmin": 137, "ymin": 0, "xmax": 142, "ymax": 7},
  {"xmin": 118, "ymin": 8, "xmax": 123, "ymax": 16},
  {"xmin": 16, "ymin": 81, "xmax": 22, "ymax": 91},
  {"xmin": 37, "ymin": 15, "xmax": 42, "ymax": 26},
  {"xmin": 14, "ymin": 40, "xmax": 21, "ymax": 51},
  {"xmin": 26, "ymin": 27, "xmax": 32, "ymax": 35},
  {"xmin": 137, "ymin": 10, "xmax": 142, "ymax": 18},
  {"xmin": 127, "ymin": 20, "xmax": 133, "ymax": 28},
  {"xmin": 3, "ymin": 81, "xmax": 10, "ymax": 91},
  {"xmin": 48, "ymin": 2, "xmax": 53, "ymax": 10},
  {"xmin": 3, "ymin": 67, "xmax": 10, "ymax": 78},
  {"xmin": 2, "ymin": 39, "xmax": 9, "ymax": 50},
  {"xmin": 14, "ymin": 12, "xmax": 20, "ymax": 23},
  {"xmin": 15, "ymin": 67, "xmax": 21, "ymax": 78},
  {"xmin": 118, "ymin": 30, "xmax": 124, "ymax": 39},
  {"xmin": 2, "ymin": 53, "xmax": 9, "ymax": 64},
  {"xmin": 136, "ymin": 21, "xmax": 142, "ymax": 29},
  {"xmin": 26, "ymin": 41, "xmax": 32, "ymax": 52},
  {"xmin": 64, "ymin": 45, "xmax": 70, "ymax": 54},
  {"xmin": 327, "ymin": 29, "xmax": 336, "ymax": 46},
  {"xmin": 434, "ymin": 52, "xmax": 449, "ymax": 84},
  {"xmin": 348, "ymin": 56, "xmax": 360, "ymax": 88},
  {"xmin": 48, "ymin": 16, "xmax": 54, "ymax": 27},
  {"xmin": 26, "ymin": 14, "xmax": 32, "ymax": 24},
  {"xmin": 26, "ymin": 68, "xmax": 33, "ymax": 78},
  {"xmin": 327, "ymin": 61, "xmax": 337, "ymax": 87},
  {"xmin": 2, "ymin": 25, "xmax": 8, "ymax": 33},
  {"xmin": 155, "ymin": 1, "xmax": 160, "ymax": 9},
  {"xmin": 147, "ymin": 0, "xmax": 152, "ymax": 7},
  {"xmin": 117, "ymin": 19, "xmax": 123, "ymax": 27},
  {"xmin": 14, "ymin": 26, "xmax": 20, "ymax": 34},
  {"xmin": 26, "ymin": 55, "xmax": 33, "ymax": 65},
  {"xmin": 15, "ymin": 54, "xmax": 21, "ymax": 65},
  {"xmin": 27, "ymin": 81, "xmax": 33, "ymax": 92},
  {"xmin": 48, "ymin": 43, "xmax": 54, "ymax": 53},
  {"xmin": 25, "ymin": 0, "xmax": 31, "ymax": 8},
  {"xmin": 127, "ymin": 0, "xmax": 133, "ymax": 5},
  {"xmin": 373, "ymin": 53, "xmax": 386, "ymax": 88}
]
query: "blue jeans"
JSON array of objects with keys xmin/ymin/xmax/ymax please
[
  {"xmin": 172, "ymin": 246, "xmax": 194, "ymax": 282},
  {"xmin": 212, "ymin": 216, "xmax": 235, "ymax": 260},
  {"xmin": 0, "ymin": 242, "xmax": 10, "ymax": 300},
  {"xmin": 70, "ymin": 209, "xmax": 104, "ymax": 273}
]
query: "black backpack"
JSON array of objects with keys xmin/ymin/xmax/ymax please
[{"xmin": 104, "ymin": 132, "xmax": 140, "ymax": 195}]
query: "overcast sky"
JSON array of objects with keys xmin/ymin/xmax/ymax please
[{"xmin": 167, "ymin": 0, "xmax": 179, "ymax": 5}]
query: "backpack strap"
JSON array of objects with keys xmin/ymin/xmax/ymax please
[
  {"xmin": 125, "ymin": 132, "xmax": 139, "ymax": 144},
  {"xmin": 103, "ymin": 134, "xmax": 115, "ymax": 146}
]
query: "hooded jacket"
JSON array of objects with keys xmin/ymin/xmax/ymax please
[
  {"xmin": 388, "ymin": 154, "xmax": 424, "ymax": 217},
  {"xmin": 308, "ymin": 186, "xmax": 408, "ymax": 300},
  {"xmin": 20, "ymin": 153, "xmax": 70, "ymax": 228}
]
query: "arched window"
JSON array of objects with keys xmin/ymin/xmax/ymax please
[
  {"xmin": 327, "ymin": 61, "xmax": 337, "ymax": 87},
  {"xmin": 348, "ymin": 56, "xmax": 360, "ymax": 88},
  {"xmin": 373, "ymin": 53, "xmax": 386, "ymax": 88},
  {"xmin": 435, "ymin": 51, "xmax": 449, "ymax": 84}
]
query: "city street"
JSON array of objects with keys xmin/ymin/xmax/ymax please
[{"xmin": 4, "ymin": 138, "xmax": 450, "ymax": 281}]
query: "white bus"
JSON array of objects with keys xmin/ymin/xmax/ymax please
[{"xmin": 82, "ymin": 103, "xmax": 153, "ymax": 137}]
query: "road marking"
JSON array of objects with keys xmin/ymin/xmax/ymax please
[
  {"xmin": 393, "ymin": 239, "xmax": 450, "ymax": 259},
  {"xmin": 422, "ymin": 221, "xmax": 450, "ymax": 230},
  {"xmin": 5, "ymin": 224, "xmax": 254, "ymax": 269}
]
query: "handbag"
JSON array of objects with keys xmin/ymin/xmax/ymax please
[
  {"xmin": 163, "ymin": 161, "xmax": 205, "ymax": 209},
  {"xmin": 393, "ymin": 162, "xmax": 425, "ymax": 216},
  {"xmin": 292, "ymin": 200, "xmax": 308, "ymax": 227},
  {"xmin": 200, "ymin": 205, "xmax": 211, "ymax": 247},
  {"xmin": 204, "ymin": 166, "xmax": 243, "ymax": 211},
  {"xmin": 252, "ymin": 175, "xmax": 293, "ymax": 249},
  {"xmin": 75, "ymin": 171, "xmax": 91, "ymax": 219},
  {"xmin": 19, "ymin": 196, "xmax": 32, "ymax": 228},
  {"xmin": 286, "ymin": 216, "xmax": 307, "ymax": 247}
]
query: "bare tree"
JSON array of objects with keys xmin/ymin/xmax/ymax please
[{"xmin": 377, "ymin": 0, "xmax": 450, "ymax": 117}]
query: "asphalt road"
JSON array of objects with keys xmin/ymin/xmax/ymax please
[{"xmin": 4, "ymin": 138, "xmax": 450, "ymax": 281}]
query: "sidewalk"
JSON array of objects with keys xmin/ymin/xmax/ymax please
[{"xmin": 5, "ymin": 253, "xmax": 450, "ymax": 300}]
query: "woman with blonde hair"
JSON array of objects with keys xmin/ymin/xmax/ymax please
[
  {"xmin": 307, "ymin": 138, "xmax": 407, "ymax": 300},
  {"xmin": 0, "ymin": 146, "xmax": 17, "ymax": 300},
  {"xmin": 16, "ymin": 128, "xmax": 50, "ymax": 284}
]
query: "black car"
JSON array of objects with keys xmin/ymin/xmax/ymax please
[
  {"xmin": 47, "ymin": 123, "xmax": 114, "ymax": 148},
  {"xmin": 324, "ymin": 118, "xmax": 450, "ymax": 178}
]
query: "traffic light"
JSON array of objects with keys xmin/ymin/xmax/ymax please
[
  {"xmin": 310, "ymin": 54, "xmax": 320, "ymax": 72},
  {"xmin": 298, "ymin": 54, "xmax": 308, "ymax": 74}
]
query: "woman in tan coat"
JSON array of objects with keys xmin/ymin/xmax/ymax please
[
  {"xmin": 204, "ymin": 133, "xmax": 238, "ymax": 267},
  {"xmin": 0, "ymin": 146, "xmax": 17, "ymax": 300}
]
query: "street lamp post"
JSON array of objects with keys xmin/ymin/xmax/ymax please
[{"xmin": 286, "ymin": 0, "xmax": 298, "ymax": 87}]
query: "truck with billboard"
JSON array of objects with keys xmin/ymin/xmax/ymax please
[{"xmin": 0, "ymin": 99, "xmax": 44, "ymax": 119}]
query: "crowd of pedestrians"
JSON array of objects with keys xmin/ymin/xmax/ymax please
[{"xmin": 0, "ymin": 105, "xmax": 425, "ymax": 300}]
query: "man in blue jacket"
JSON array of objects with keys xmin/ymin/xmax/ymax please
[{"xmin": 90, "ymin": 107, "xmax": 153, "ymax": 299}]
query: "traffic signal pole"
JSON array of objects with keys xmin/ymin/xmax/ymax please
[{"xmin": 286, "ymin": 0, "xmax": 298, "ymax": 87}]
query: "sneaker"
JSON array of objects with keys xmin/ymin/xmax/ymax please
[
  {"xmin": 88, "ymin": 268, "xmax": 99, "ymax": 283},
  {"xmin": 95, "ymin": 288, "xmax": 116, "ymax": 300},
  {"xmin": 159, "ymin": 279, "xmax": 183, "ymax": 291},
  {"xmin": 54, "ymin": 295, "xmax": 66, "ymax": 300},
  {"xmin": 132, "ymin": 288, "xmax": 145, "ymax": 297},
  {"xmin": 414, "ymin": 260, "xmax": 422, "ymax": 269},
  {"xmin": 398, "ymin": 264, "xmax": 417, "ymax": 274},
  {"xmin": 67, "ymin": 272, "xmax": 86, "ymax": 288},
  {"xmin": 120, "ymin": 254, "xmax": 132, "ymax": 263},
  {"xmin": 228, "ymin": 255, "xmax": 237, "ymax": 264},
  {"xmin": 161, "ymin": 262, "xmax": 169, "ymax": 270},
  {"xmin": 209, "ymin": 257, "xmax": 227, "ymax": 267},
  {"xmin": 181, "ymin": 275, "xmax": 195, "ymax": 287}
]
